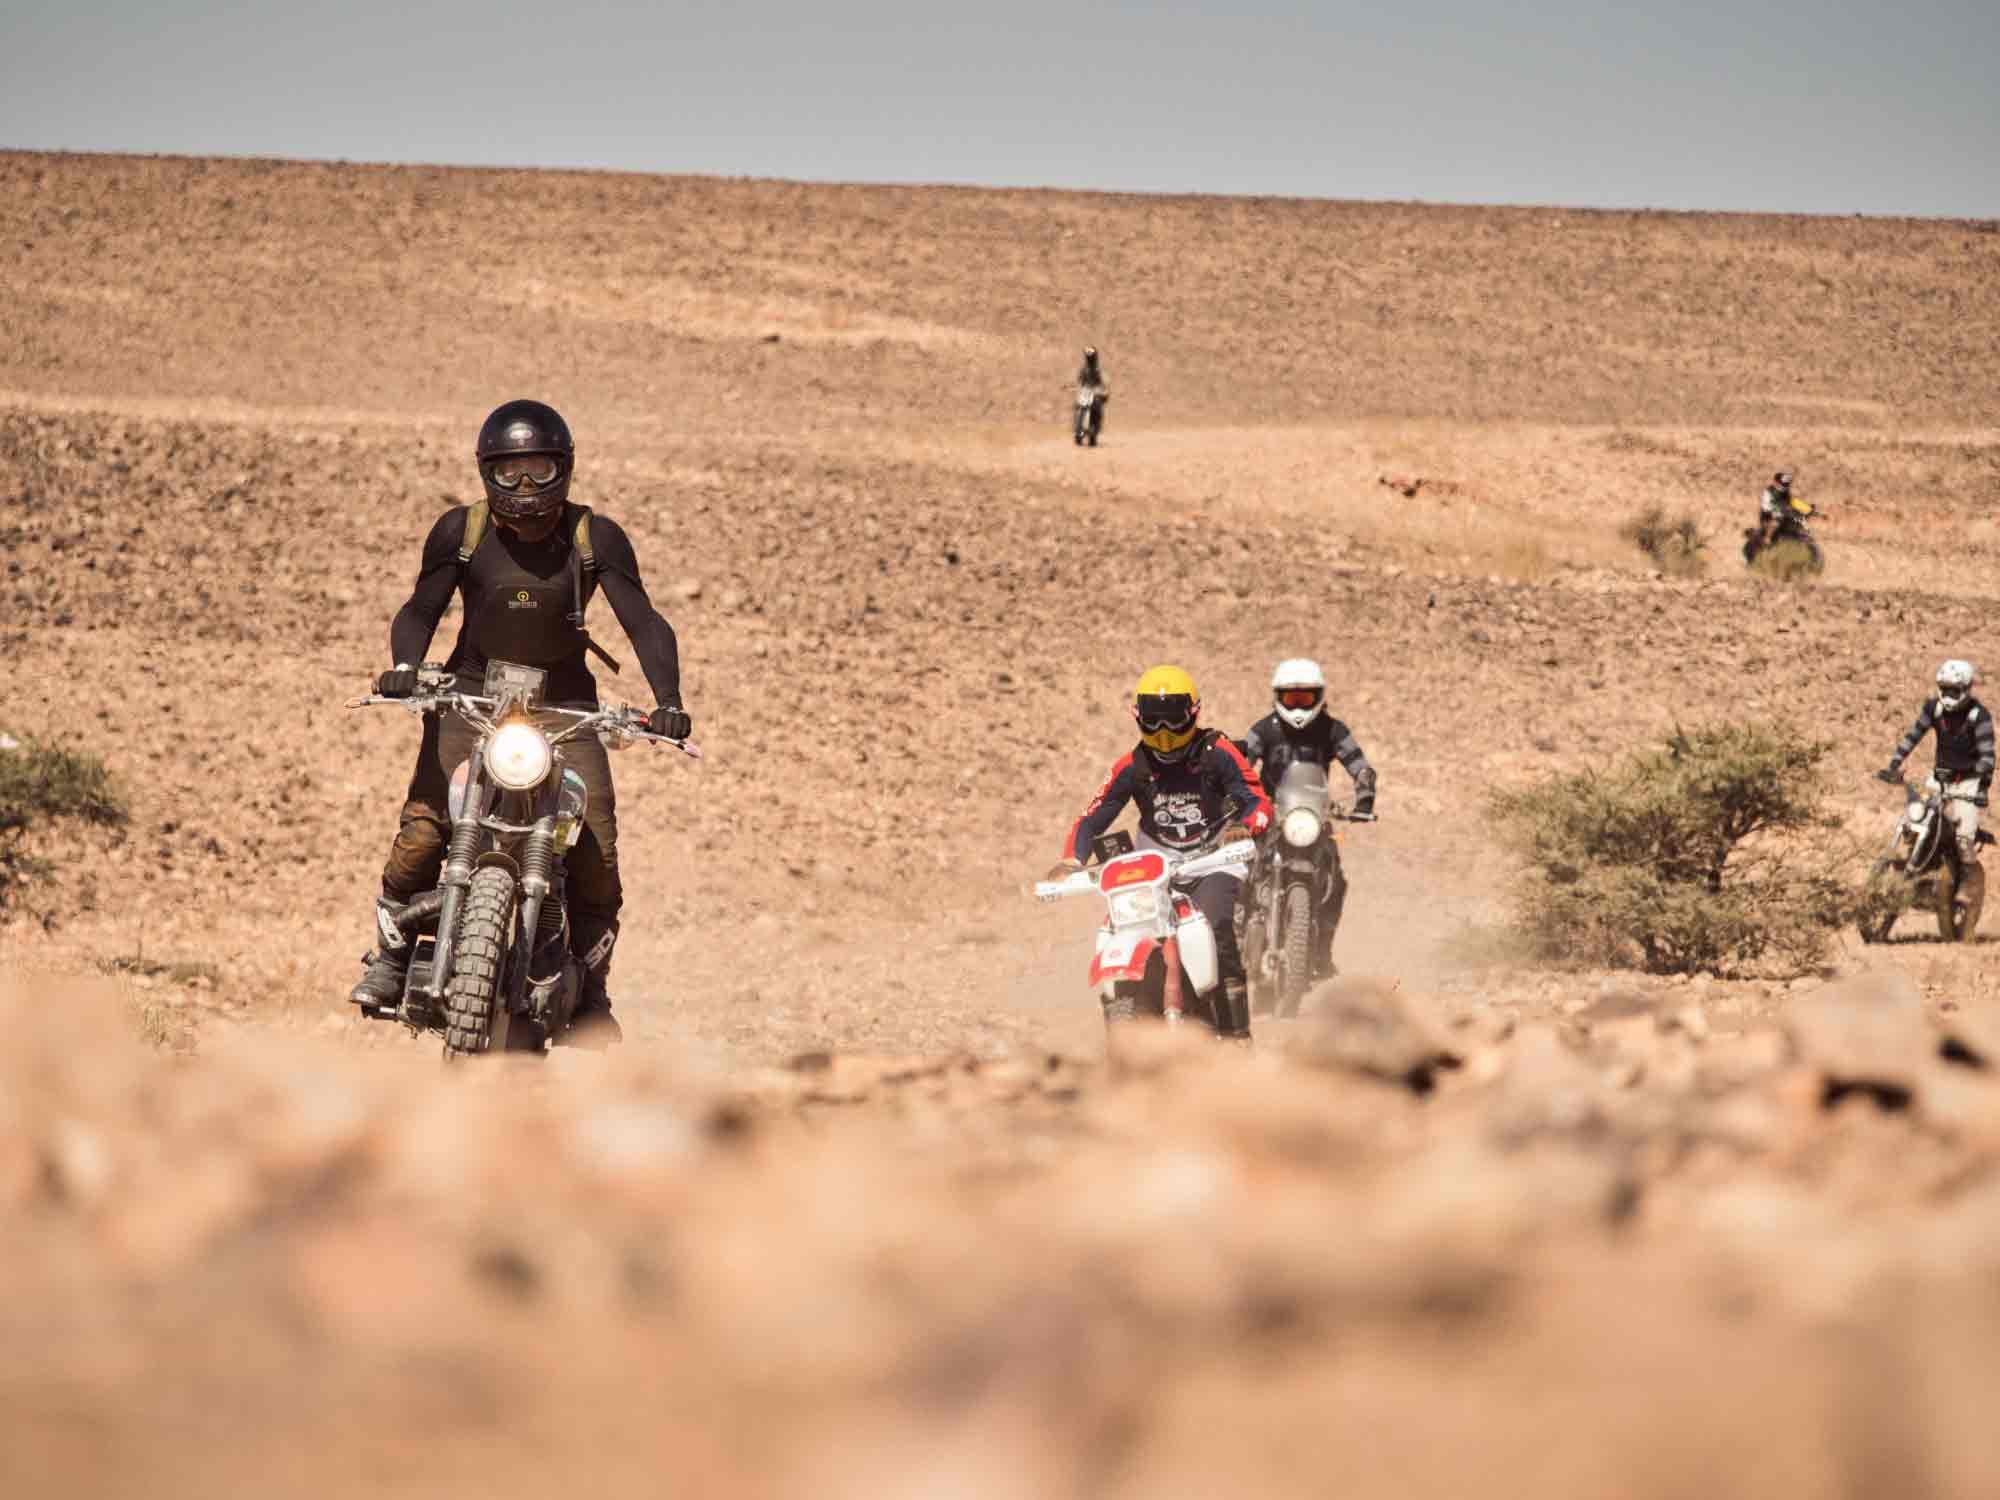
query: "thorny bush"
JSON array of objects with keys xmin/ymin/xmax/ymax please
[
  {"xmin": 1490, "ymin": 722, "xmax": 1851, "ymax": 976},
  {"xmin": 0, "ymin": 737, "xmax": 126, "ymax": 913}
]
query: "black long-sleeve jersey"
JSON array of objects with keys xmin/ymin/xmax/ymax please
[
  {"xmin": 1890, "ymin": 695, "xmax": 1995, "ymax": 782},
  {"xmin": 1063, "ymin": 732, "xmax": 1273, "ymax": 861},
  {"xmin": 1242, "ymin": 711, "xmax": 1377, "ymax": 802},
  {"xmin": 389, "ymin": 504, "xmax": 681, "ymax": 708}
]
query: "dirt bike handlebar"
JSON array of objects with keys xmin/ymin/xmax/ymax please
[
  {"xmin": 1877, "ymin": 773, "xmax": 1980, "ymax": 802},
  {"xmin": 345, "ymin": 690, "xmax": 701, "ymax": 760}
]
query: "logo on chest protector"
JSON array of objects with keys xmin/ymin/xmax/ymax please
[
  {"xmin": 1153, "ymin": 790, "xmax": 1207, "ymax": 843},
  {"xmin": 508, "ymin": 589, "xmax": 539, "ymax": 611}
]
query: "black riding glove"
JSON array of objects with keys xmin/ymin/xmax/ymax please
[
  {"xmin": 1875, "ymin": 766, "xmax": 1902, "ymax": 785},
  {"xmin": 649, "ymin": 704, "xmax": 692, "ymax": 741},
  {"xmin": 376, "ymin": 666, "xmax": 419, "ymax": 699}
]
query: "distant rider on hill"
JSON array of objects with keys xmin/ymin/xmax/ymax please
[
  {"xmin": 1878, "ymin": 659, "xmax": 1994, "ymax": 871},
  {"xmin": 1047, "ymin": 666, "xmax": 1272, "ymax": 1040},
  {"xmin": 1076, "ymin": 345, "xmax": 1109, "ymax": 433},
  {"xmin": 349, "ymin": 398, "xmax": 694, "ymax": 1047},
  {"xmin": 1756, "ymin": 469, "xmax": 1797, "ymax": 545},
  {"xmin": 1241, "ymin": 658, "xmax": 1378, "ymax": 976}
]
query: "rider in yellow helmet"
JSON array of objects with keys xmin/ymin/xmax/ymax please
[{"xmin": 1048, "ymin": 665, "xmax": 1273, "ymax": 1038}]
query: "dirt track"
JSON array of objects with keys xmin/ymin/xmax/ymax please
[{"xmin": 4, "ymin": 151, "xmax": 2000, "ymax": 1496}]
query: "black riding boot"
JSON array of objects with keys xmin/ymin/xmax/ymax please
[
  {"xmin": 1214, "ymin": 976, "xmax": 1253, "ymax": 1044},
  {"xmin": 1314, "ymin": 872, "xmax": 1347, "ymax": 979},
  {"xmin": 560, "ymin": 924, "xmax": 623, "ymax": 1049},
  {"xmin": 350, "ymin": 897, "xmax": 412, "ymax": 1008}
]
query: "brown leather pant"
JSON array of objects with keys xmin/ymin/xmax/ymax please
[{"xmin": 380, "ymin": 710, "xmax": 621, "ymax": 958}]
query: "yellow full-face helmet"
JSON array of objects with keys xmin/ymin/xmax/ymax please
[{"xmin": 1132, "ymin": 665, "xmax": 1201, "ymax": 758}]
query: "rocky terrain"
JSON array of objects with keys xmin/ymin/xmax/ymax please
[{"xmin": 3, "ymin": 150, "xmax": 2000, "ymax": 1496}]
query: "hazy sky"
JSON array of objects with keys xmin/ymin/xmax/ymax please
[{"xmin": 3, "ymin": 0, "xmax": 1994, "ymax": 217}]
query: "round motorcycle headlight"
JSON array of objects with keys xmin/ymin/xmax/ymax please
[
  {"xmin": 1107, "ymin": 887, "xmax": 1160, "ymax": 925},
  {"xmin": 1282, "ymin": 807, "xmax": 1323, "ymax": 848},
  {"xmin": 485, "ymin": 720, "xmax": 553, "ymax": 790}
]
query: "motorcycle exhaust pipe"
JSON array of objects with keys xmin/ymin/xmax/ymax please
[{"xmin": 394, "ymin": 891, "xmax": 444, "ymax": 932}]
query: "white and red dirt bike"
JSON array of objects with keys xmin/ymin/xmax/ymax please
[{"xmin": 1034, "ymin": 829, "xmax": 1256, "ymax": 1033}]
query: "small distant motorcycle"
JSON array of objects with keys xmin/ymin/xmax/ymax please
[
  {"xmin": 1238, "ymin": 760, "xmax": 1368, "ymax": 1018},
  {"xmin": 349, "ymin": 660, "xmax": 698, "ymax": 1057},
  {"xmin": 1034, "ymin": 828, "xmax": 1255, "ymax": 1034},
  {"xmin": 1742, "ymin": 494, "xmax": 1825, "ymax": 574},
  {"xmin": 1857, "ymin": 774, "xmax": 1989, "ymax": 943},
  {"xmin": 1073, "ymin": 385, "xmax": 1106, "ymax": 446}
]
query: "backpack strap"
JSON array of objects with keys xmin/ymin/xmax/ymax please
[
  {"xmin": 565, "ymin": 504, "xmax": 597, "ymax": 628},
  {"xmin": 563, "ymin": 504, "xmax": 622, "ymax": 677},
  {"xmin": 457, "ymin": 499, "xmax": 490, "ymax": 565}
]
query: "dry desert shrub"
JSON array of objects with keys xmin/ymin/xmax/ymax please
[
  {"xmin": 1489, "ymin": 721, "xmax": 1851, "ymax": 976},
  {"xmin": 0, "ymin": 736, "xmax": 126, "ymax": 912},
  {"xmin": 1619, "ymin": 503, "xmax": 1707, "ymax": 577}
]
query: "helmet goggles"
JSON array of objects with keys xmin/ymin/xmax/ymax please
[
  {"xmin": 1134, "ymin": 692, "xmax": 1197, "ymax": 754},
  {"xmin": 483, "ymin": 454, "xmax": 563, "ymax": 491},
  {"xmin": 1277, "ymin": 686, "xmax": 1323, "ymax": 712}
]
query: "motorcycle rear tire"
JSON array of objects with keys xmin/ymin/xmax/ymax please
[
  {"xmin": 1277, "ymin": 883, "xmax": 1313, "ymax": 1019},
  {"xmin": 443, "ymin": 865, "xmax": 516, "ymax": 1058}
]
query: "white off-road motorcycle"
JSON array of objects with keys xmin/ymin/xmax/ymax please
[
  {"xmin": 1034, "ymin": 829, "xmax": 1255, "ymax": 1033},
  {"xmin": 1073, "ymin": 385, "xmax": 1106, "ymax": 446},
  {"xmin": 1858, "ymin": 774, "xmax": 1990, "ymax": 943}
]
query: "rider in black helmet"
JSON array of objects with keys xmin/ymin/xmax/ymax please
[
  {"xmin": 350, "ymin": 399, "xmax": 693, "ymax": 1047},
  {"xmin": 1075, "ymin": 346, "xmax": 1109, "ymax": 439}
]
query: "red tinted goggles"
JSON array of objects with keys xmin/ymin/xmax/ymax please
[{"xmin": 1277, "ymin": 687, "xmax": 1323, "ymax": 710}]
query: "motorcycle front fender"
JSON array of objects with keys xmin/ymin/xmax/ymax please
[
  {"xmin": 1090, "ymin": 932, "xmax": 1158, "ymax": 988},
  {"xmin": 1177, "ymin": 912, "xmax": 1218, "ymax": 995}
]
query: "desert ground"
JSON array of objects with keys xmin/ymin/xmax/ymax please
[{"xmin": 4, "ymin": 150, "xmax": 2000, "ymax": 1496}]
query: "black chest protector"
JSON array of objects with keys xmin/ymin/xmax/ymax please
[
  {"xmin": 1133, "ymin": 731, "xmax": 1237, "ymax": 849},
  {"xmin": 1934, "ymin": 702, "xmax": 1986, "ymax": 773},
  {"xmin": 1257, "ymin": 716, "xmax": 1336, "ymax": 780},
  {"xmin": 444, "ymin": 502, "xmax": 609, "ymax": 703}
]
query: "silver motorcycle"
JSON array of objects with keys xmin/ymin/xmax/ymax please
[{"xmin": 1239, "ymin": 761, "xmax": 1366, "ymax": 1018}]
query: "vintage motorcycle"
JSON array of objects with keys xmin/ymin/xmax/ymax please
[
  {"xmin": 1857, "ymin": 774, "xmax": 1989, "ymax": 943},
  {"xmin": 1033, "ymin": 828, "xmax": 1256, "ymax": 1034},
  {"xmin": 349, "ymin": 660, "xmax": 698, "ymax": 1057},
  {"xmin": 1073, "ymin": 385, "xmax": 1106, "ymax": 447},
  {"xmin": 1238, "ymin": 761, "xmax": 1366, "ymax": 1019},
  {"xmin": 1742, "ymin": 493, "xmax": 1825, "ymax": 574}
]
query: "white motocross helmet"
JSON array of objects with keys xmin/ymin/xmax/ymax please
[
  {"xmin": 1271, "ymin": 658, "xmax": 1328, "ymax": 731},
  {"xmin": 1937, "ymin": 659, "xmax": 1976, "ymax": 713}
]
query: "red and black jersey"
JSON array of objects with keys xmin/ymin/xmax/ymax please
[{"xmin": 1063, "ymin": 730, "xmax": 1272, "ymax": 861}]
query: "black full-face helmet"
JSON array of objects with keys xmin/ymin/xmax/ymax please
[{"xmin": 476, "ymin": 399, "xmax": 574, "ymax": 537}]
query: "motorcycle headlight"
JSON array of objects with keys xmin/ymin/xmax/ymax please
[
  {"xmin": 1107, "ymin": 887, "xmax": 1160, "ymax": 925},
  {"xmin": 1281, "ymin": 807, "xmax": 1323, "ymax": 848},
  {"xmin": 485, "ymin": 720, "xmax": 553, "ymax": 791}
]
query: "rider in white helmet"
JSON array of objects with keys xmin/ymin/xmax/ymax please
[
  {"xmin": 1240, "ymin": 658, "xmax": 1378, "ymax": 975},
  {"xmin": 1879, "ymin": 659, "xmax": 1994, "ymax": 867}
]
